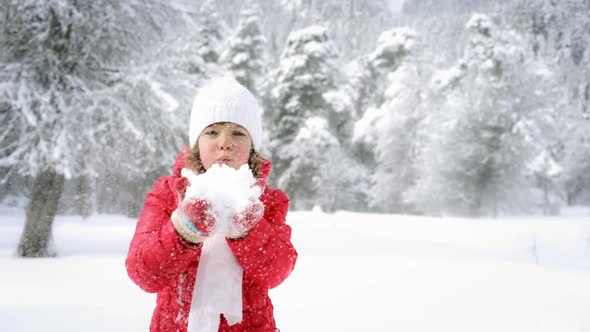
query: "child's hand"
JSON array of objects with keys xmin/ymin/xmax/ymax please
[
  {"xmin": 171, "ymin": 209, "xmax": 207, "ymax": 244},
  {"xmin": 174, "ymin": 176, "xmax": 216, "ymax": 235},
  {"xmin": 179, "ymin": 198, "xmax": 217, "ymax": 235},
  {"xmin": 228, "ymin": 201, "xmax": 264, "ymax": 239}
]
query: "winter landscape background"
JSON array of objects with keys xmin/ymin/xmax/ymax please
[{"xmin": 1, "ymin": 0, "xmax": 590, "ymax": 331}]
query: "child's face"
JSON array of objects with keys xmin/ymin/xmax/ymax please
[{"xmin": 197, "ymin": 122, "xmax": 252, "ymax": 171}]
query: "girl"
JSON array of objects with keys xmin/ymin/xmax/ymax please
[{"xmin": 126, "ymin": 77, "xmax": 298, "ymax": 332}]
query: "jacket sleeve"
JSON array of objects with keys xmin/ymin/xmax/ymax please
[
  {"xmin": 125, "ymin": 176, "xmax": 202, "ymax": 293},
  {"xmin": 226, "ymin": 188, "xmax": 297, "ymax": 289}
]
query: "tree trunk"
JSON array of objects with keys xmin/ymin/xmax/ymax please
[
  {"xmin": 542, "ymin": 179, "xmax": 550, "ymax": 216},
  {"xmin": 17, "ymin": 169, "xmax": 65, "ymax": 257},
  {"xmin": 75, "ymin": 174, "xmax": 92, "ymax": 218}
]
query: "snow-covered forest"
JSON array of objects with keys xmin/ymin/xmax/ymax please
[{"xmin": 1, "ymin": 0, "xmax": 589, "ymax": 227}]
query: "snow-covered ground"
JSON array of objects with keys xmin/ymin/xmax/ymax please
[{"xmin": 1, "ymin": 205, "xmax": 590, "ymax": 332}]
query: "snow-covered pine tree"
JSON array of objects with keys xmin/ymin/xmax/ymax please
[
  {"xmin": 350, "ymin": 27, "xmax": 417, "ymax": 121},
  {"xmin": 517, "ymin": 61, "xmax": 566, "ymax": 215},
  {"xmin": 269, "ymin": 25, "xmax": 338, "ymax": 161},
  {"xmin": 350, "ymin": 27, "xmax": 418, "ymax": 184},
  {"xmin": 302, "ymin": 0, "xmax": 392, "ymax": 60},
  {"xmin": 482, "ymin": 1, "xmax": 572, "ymax": 213},
  {"xmin": 152, "ymin": 0, "xmax": 224, "ymax": 93},
  {"xmin": 195, "ymin": 0, "xmax": 224, "ymax": 64},
  {"xmin": 528, "ymin": 150, "xmax": 563, "ymax": 214},
  {"xmin": 502, "ymin": 0, "xmax": 590, "ymax": 206},
  {"xmin": 561, "ymin": 64, "xmax": 590, "ymax": 204},
  {"xmin": 270, "ymin": 25, "xmax": 359, "ymax": 210},
  {"xmin": 220, "ymin": 2, "xmax": 266, "ymax": 96},
  {"xmin": 407, "ymin": 14, "xmax": 548, "ymax": 216},
  {"xmin": 562, "ymin": 128, "xmax": 590, "ymax": 205},
  {"xmin": 354, "ymin": 32, "xmax": 424, "ymax": 213},
  {"xmin": 278, "ymin": 117, "xmax": 339, "ymax": 210},
  {"xmin": 277, "ymin": 116, "xmax": 367, "ymax": 211},
  {"xmin": 541, "ymin": 0, "xmax": 590, "ymax": 205}
]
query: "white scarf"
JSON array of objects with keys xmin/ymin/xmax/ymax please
[{"xmin": 187, "ymin": 230, "xmax": 243, "ymax": 332}]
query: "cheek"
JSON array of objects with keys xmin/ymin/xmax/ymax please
[
  {"xmin": 198, "ymin": 142, "xmax": 216, "ymax": 169},
  {"xmin": 234, "ymin": 144, "xmax": 251, "ymax": 165}
]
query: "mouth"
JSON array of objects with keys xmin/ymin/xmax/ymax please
[{"xmin": 216, "ymin": 157, "xmax": 232, "ymax": 165}]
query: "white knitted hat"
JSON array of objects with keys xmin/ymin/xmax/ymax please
[{"xmin": 189, "ymin": 77, "xmax": 262, "ymax": 150}]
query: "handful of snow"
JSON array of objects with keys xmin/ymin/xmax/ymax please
[
  {"xmin": 181, "ymin": 164, "xmax": 262, "ymax": 332},
  {"xmin": 181, "ymin": 164, "xmax": 262, "ymax": 235}
]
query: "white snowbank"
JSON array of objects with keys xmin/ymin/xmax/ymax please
[{"xmin": 1, "ymin": 206, "xmax": 589, "ymax": 331}]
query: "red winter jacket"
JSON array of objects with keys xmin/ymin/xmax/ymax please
[{"xmin": 126, "ymin": 148, "xmax": 297, "ymax": 332}]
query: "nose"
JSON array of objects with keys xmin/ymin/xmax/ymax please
[{"xmin": 218, "ymin": 132, "xmax": 232, "ymax": 151}]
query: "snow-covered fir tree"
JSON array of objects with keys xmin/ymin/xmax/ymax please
[
  {"xmin": 220, "ymin": 2, "xmax": 266, "ymax": 96},
  {"xmin": 528, "ymin": 150, "xmax": 563, "ymax": 214},
  {"xmin": 278, "ymin": 117, "xmax": 338, "ymax": 210},
  {"xmin": 269, "ymin": 26, "xmax": 356, "ymax": 209},
  {"xmin": 269, "ymin": 25, "xmax": 339, "ymax": 156},
  {"xmin": 501, "ymin": 0, "xmax": 590, "ymax": 206},
  {"xmin": 195, "ymin": 0, "xmax": 224, "ymax": 64},
  {"xmin": 350, "ymin": 27, "xmax": 418, "ymax": 120},
  {"xmin": 349, "ymin": 27, "xmax": 418, "ymax": 177},
  {"xmin": 299, "ymin": 0, "xmax": 393, "ymax": 60},
  {"xmin": 351, "ymin": 27, "xmax": 422, "ymax": 212},
  {"xmin": 277, "ymin": 116, "xmax": 367, "ymax": 211},
  {"xmin": 538, "ymin": 0, "xmax": 590, "ymax": 205},
  {"xmin": 357, "ymin": 50, "xmax": 424, "ymax": 212},
  {"xmin": 407, "ymin": 14, "xmax": 553, "ymax": 216}
]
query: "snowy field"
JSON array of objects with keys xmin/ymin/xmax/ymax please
[{"xmin": 1, "ymin": 205, "xmax": 590, "ymax": 332}]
